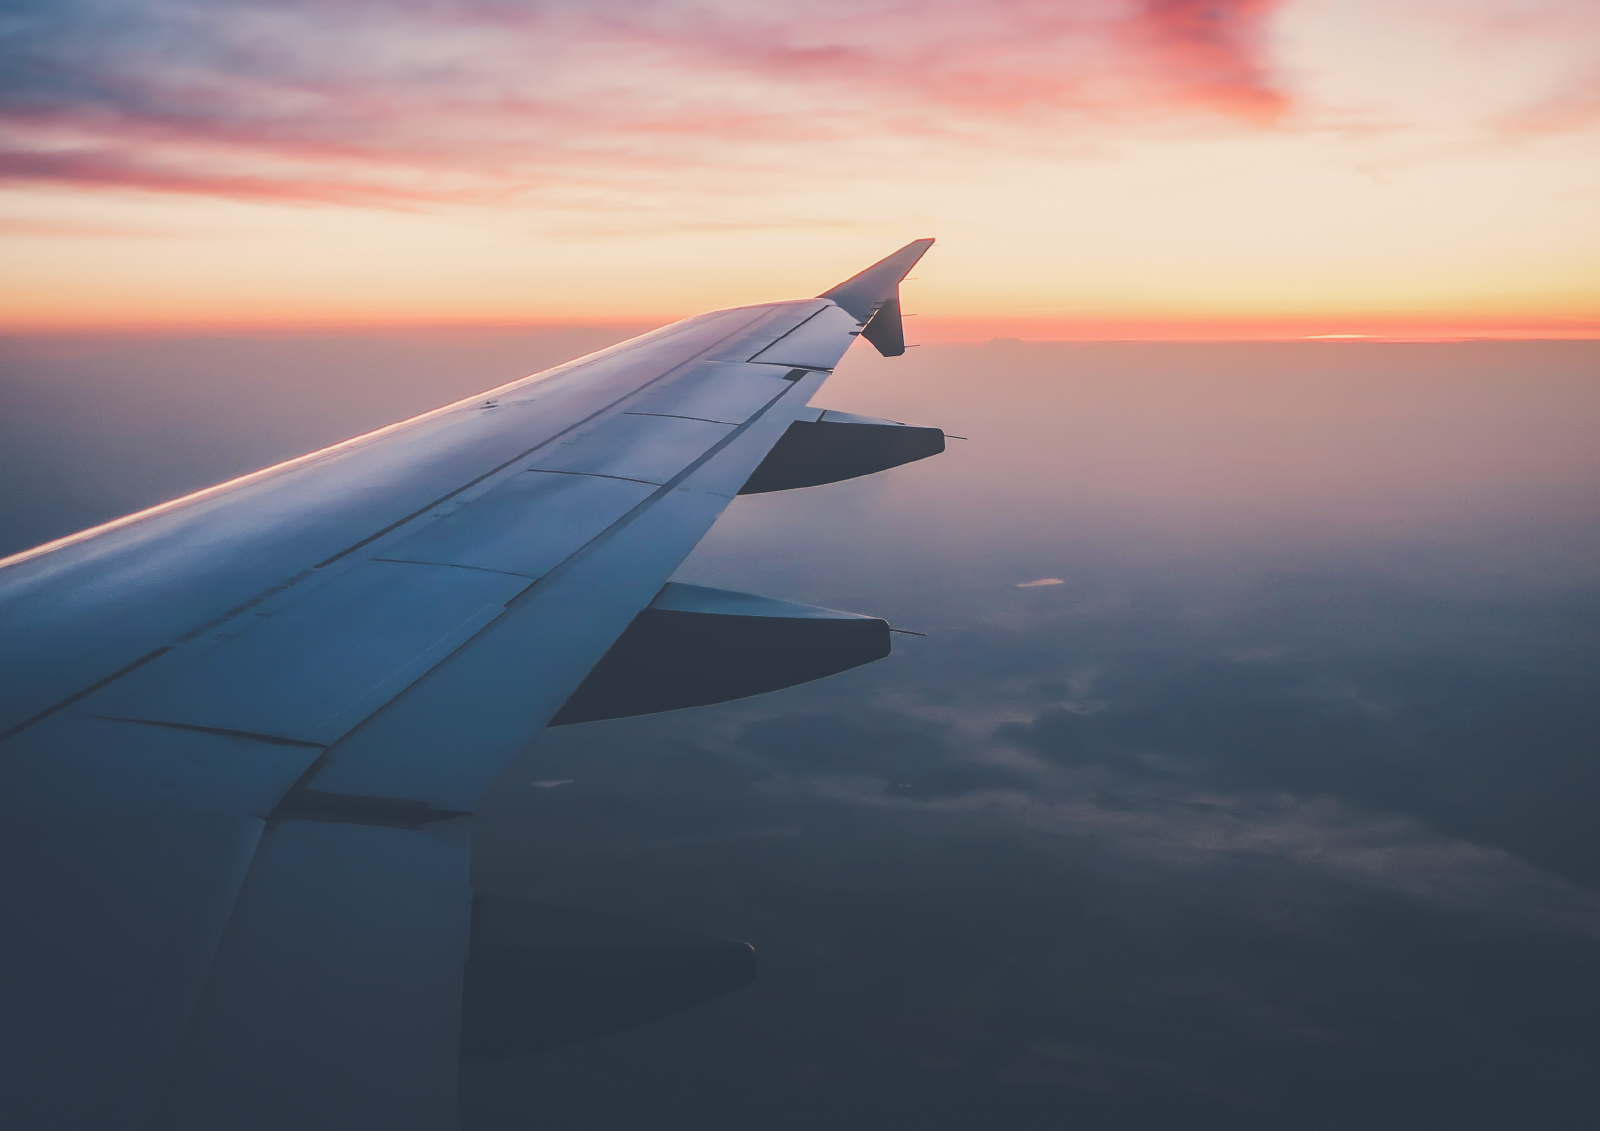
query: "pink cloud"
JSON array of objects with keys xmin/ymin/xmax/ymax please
[
  {"xmin": 1130, "ymin": 0, "xmax": 1287, "ymax": 121},
  {"xmin": 1417, "ymin": 0, "xmax": 1600, "ymax": 138},
  {"xmin": 0, "ymin": 0, "xmax": 1292, "ymax": 205},
  {"xmin": 1500, "ymin": 74, "xmax": 1600, "ymax": 136},
  {"xmin": 0, "ymin": 145, "xmax": 439, "ymax": 207}
]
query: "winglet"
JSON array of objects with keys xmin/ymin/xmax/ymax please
[{"xmin": 818, "ymin": 238, "xmax": 934, "ymax": 356}]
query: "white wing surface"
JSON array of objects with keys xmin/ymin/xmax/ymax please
[{"xmin": 0, "ymin": 240, "xmax": 937, "ymax": 1129}]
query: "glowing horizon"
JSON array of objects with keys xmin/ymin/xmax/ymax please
[{"xmin": 2, "ymin": 0, "xmax": 1598, "ymax": 338}]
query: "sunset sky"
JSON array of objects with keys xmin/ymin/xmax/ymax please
[{"xmin": 3, "ymin": 0, "xmax": 1598, "ymax": 338}]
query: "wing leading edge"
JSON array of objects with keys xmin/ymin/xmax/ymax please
[{"xmin": 0, "ymin": 240, "xmax": 938, "ymax": 1129}]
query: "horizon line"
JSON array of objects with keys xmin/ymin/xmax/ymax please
[{"xmin": 4, "ymin": 310, "xmax": 1599, "ymax": 343}]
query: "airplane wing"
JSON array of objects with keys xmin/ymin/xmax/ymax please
[{"xmin": 0, "ymin": 240, "xmax": 939, "ymax": 1130}]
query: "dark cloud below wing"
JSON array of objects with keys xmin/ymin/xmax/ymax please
[
  {"xmin": 5, "ymin": 333, "xmax": 1599, "ymax": 1128},
  {"xmin": 464, "ymin": 338, "xmax": 1600, "ymax": 1130}
]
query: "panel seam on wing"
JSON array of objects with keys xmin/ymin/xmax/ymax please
[
  {"xmin": 742, "ymin": 306, "xmax": 835, "ymax": 363},
  {"xmin": 368, "ymin": 559, "xmax": 538, "ymax": 579},
  {"xmin": 0, "ymin": 647, "xmax": 173, "ymax": 745},
  {"xmin": 312, "ymin": 375, "xmax": 814, "ymax": 760},
  {"xmin": 623, "ymin": 411, "xmax": 740, "ymax": 425},
  {"xmin": 456, "ymin": 378, "xmax": 806, "ymax": 622},
  {"xmin": 90, "ymin": 715, "xmax": 329, "ymax": 749},
  {"xmin": 522, "ymin": 468, "xmax": 663, "ymax": 486},
  {"xmin": 1, "ymin": 309, "xmax": 821, "ymax": 750},
  {"xmin": 307, "ymin": 307, "xmax": 786, "ymax": 572}
]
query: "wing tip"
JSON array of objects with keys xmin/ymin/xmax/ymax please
[{"xmin": 817, "ymin": 239, "xmax": 937, "ymax": 322}]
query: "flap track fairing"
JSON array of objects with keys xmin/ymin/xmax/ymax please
[
  {"xmin": 550, "ymin": 582, "xmax": 890, "ymax": 726},
  {"xmin": 738, "ymin": 409, "xmax": 945, "ymax": 495}
]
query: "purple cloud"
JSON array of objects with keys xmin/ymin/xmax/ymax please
[{"xmin": 0, "ymin": 0, "xmax": 1291, "ymax": 204}]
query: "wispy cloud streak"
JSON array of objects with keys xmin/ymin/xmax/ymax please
[{"xmin": 0, "ymin": 0, "xmax": 1291, "ymax": 204}]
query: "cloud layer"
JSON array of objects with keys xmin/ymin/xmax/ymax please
[
  {"xmin": 0, "ymin": 0, "xmax": 1290, "ymax": 204},
  {"xmin": 7, "ymin": 326, "xmax": 1599, "ymax": 1126}
]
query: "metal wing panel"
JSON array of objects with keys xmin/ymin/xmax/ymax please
[
  {"xmin": 747, "ymin": 303, "xmax": 863, "ymax": 370},
  {"xmin": 0, "ymin": 241, "xmax": 936, "ymax": 1129},
  {"xmin": 0, "ymin": 302, "xmax": 816, "ymax": 740},
  {"xmin": 377, "ymin": 472, "xmax": 658, "ymax": 578},
  {"xmin": 304, "ymin": 368, "xmax": 832, "ymax": 812},
  {"xmin": 0, "ymin": 301, "xmax": 844, "ymax": 1127},
  {"xmin": 93, "ymin": 560, "xmax": 533, "ymax": 748},
  {"xmin": 51, "ymin": 347, "xmax": 821, "ymax": 756},
  {"xmin": 2, "ymin": 717, "xmax": 323, "ymax": 815},
  {"xmin": 294, "ymin": 483, "xmax": 740, "ymax": 806},
  {"xmin": 623, "ymin": 359, "xmax": 803, "ymax": 424},
  {"xmin": 529, "ymin": 412, "xmax": 736, "ymax": 484},
  {"xmin": 698, "ymin": 300, "xmax": 831, "ymax": 363}
]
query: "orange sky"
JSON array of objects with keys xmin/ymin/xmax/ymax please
[{"xmin": 2, "ymin": 0, "xmax": 1597, "ymax": 339}]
